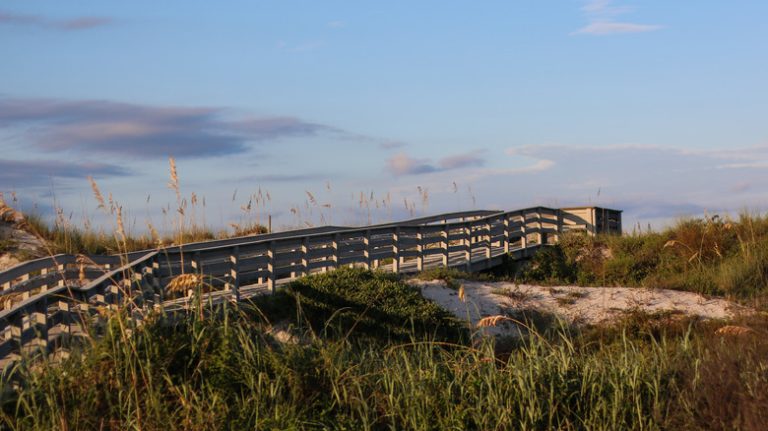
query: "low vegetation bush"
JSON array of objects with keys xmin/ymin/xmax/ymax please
[{"xmin": 255, "ymin": 267, "xmax": 466, "ymax": 342}]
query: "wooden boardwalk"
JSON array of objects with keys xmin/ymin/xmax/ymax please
[{"xmin": 0, "ymin": 206, "xmax": 577, "ymax": 369}]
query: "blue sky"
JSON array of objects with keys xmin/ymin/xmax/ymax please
[{"xmin": 1, "ymin": 0, "xmax": 767, "ymax": 233}]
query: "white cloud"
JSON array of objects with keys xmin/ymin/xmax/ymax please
[
  {"xmin": 573, "ymin": 21, "xmax": 662, "ymax": 35},
  {"xmin": 573, "ymin": 0, "xmax": 661, "ymax": 36}
]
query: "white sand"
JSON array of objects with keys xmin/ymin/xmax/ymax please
[{"xmin": 411, "ymin": 279, "xmax": 746, "ymax": 337}]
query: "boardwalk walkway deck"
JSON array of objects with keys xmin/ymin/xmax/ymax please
[{"xmin": 0, "ymin": 206, "xmax": 587, "ymax": 368}]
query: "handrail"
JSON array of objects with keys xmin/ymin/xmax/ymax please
[{"xmin": 0, "ymin": 205, "xmax": 570, "ymax": 367}]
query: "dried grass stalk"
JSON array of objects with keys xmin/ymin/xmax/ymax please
[
  {"xmin": 167, "ymin": 273, "xmax": 202, "ymax": 294},
  {"xmin": 715, "ymin": 325, "xmax": 755, "ymax": 337},
  {"xmin": 88, "ymin": 176, "xmax": 106, "ymax": 210},
  {"xmin": 477, "ymin": 315, "xmax": 514, "ymax": 328}
]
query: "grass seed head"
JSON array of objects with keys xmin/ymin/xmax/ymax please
[
  {"xmin": 477, "ymin": 315, "xmax": 513, "ymax": 328},
  {"xmin": 715, "ymin": 325, "xmax": 755, "ymax": 337},
  {"xmin": 167, "ymin": 273, "xmax": 202, "ymax": 294}
]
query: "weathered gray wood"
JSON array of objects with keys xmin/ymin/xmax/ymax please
[{"xmin": 0, "ymin": 205, "xmax": 611, "ymax": 367}]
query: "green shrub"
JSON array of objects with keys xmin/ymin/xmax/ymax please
[
  {"xmin": 286, "ymin": 268, "xmax": 466, "ymax": 342},
  {"xmin": 520, "ymin": 245, "xmax": 575, "ymax": 284}
]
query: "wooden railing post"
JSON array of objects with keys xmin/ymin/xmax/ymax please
[
  {"xmin": 503, "ymin": 216, "xmax": 510, "ymax": 254},
  {"xmin": 555, "ymin": 209, "xmax": 563, "ymax": 243},
  {"xmin": 484, "ymin": 220, "xmax": 491, "ymax": 260},
  {"xmin": 151, "ymin": 257, "xmax": 161, "ymax": 304},
  {"xmin": 301, "ymin": 237, "xmax": 309, "ymax": 277},
  {"xmin": 9, "ymin": 313, "xmax": 23, "ymax": 359},
  {"xmin": 266, "ymin": 242, "xmax": 275, "ymax": 293},
  {"xmin": 57, "ymin": 300, "xmax": 72, "ymax": 336},
  {"xmin": 464, "ymin": 223, "xmax": 471, "ymax": 271},
  {"xmin": 520, "ymin": 212, "xmax": 528, "ymax": 256},
  {"xmin": 32, "ymin": 298, "xmax": 48, "ymax": 353},
  {"xmin": 40, "ymin": 267, "xmax": 48, "ymax": 292},
  {"xmin": 191, "ymin": 252, "xmax": 201, "ymax": 274},
  {"xmin": 57, "ymin": 263, "xmax": 65, "ymax": 287},
  {"xmin": 416, "ymin": 227, "xmax": 424, "ymax": 272},
  {"xmin": 537, "ymin": 208, "xmax": 543, "ymax": 245},
  {"xmin": 228, "ymin": 246, "xmax": 240, "ymax": 301},
  {"xmin": 392, "ymin": 227, "xmax": 400, "ymax": 273},
  {"xmin": 332, "ymin": 234, "xmax": 340, "ymax": 270},
  {"xmin": 322, "ymin": 234, "xmax": 338, "ymax": 272},
  {"xmin": 442, "ymin": 225, "xmax": 449, "ymax": 267},
  {"xmin": 363, "ymin": 230, "xmax": 371, "ymax": 269}
]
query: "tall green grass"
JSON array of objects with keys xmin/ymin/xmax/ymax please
[{"xmin": 2, "ymin": 269, "xmax": 767, "ymax": 430}]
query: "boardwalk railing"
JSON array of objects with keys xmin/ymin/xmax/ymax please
[{"xmin": 0, "ymin": 206, "xmax": 569, "ymax": 368}]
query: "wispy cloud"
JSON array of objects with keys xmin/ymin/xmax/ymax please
[
  {"xmin": 386, "ymin": 151, "xmax": 486, "ymax": 176},
  {"xmin": 574, "ymin": 21, "xmax": 661, "ymax": 35},
  {"xmin": 439, "ymin": 151, "xmax": 486, "ymax": 170},
  {"xmin": 573, "ymin": 0, "xmax": 661, "ymax": 36},
  {"xmin": 237, "ymin": 173, "xmax": 328, "ymax": 183},
  {"xmin": 386, "ymin": 153, "xmax": 438, "ymax": 175},
  {"xmin": 0, "ymin": 158, "xmax": 129, "ymax": 186},
  {"xmin": 0, "ymin": 10, "xmax": 113, "ymax": 31},
  {"xmin": 0, "ymin": 97, "xmax": 355, "ymax": 159}
]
